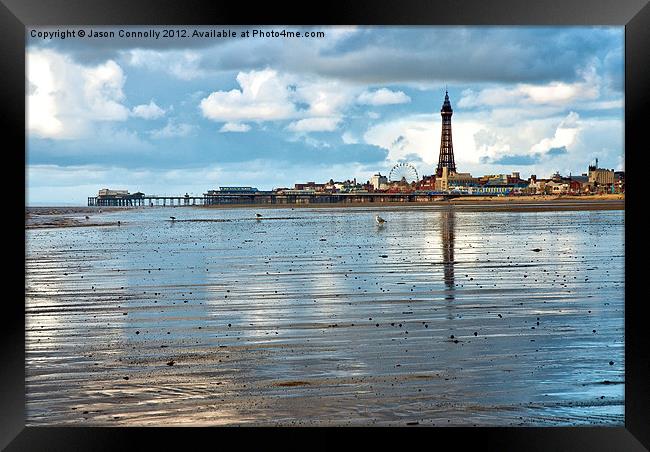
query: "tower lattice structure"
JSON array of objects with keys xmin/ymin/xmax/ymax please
[{"xmin": 436, "ymin": 90, "xmax": 456, "ymax": 177}]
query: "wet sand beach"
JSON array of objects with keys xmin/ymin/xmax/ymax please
[
  {"xmin": 26, "ymin": 207, "xmax": 124, "ymax": 229},
  {"xmin": 25, "ymin": 203, "xmax": 624, "ymax": 426},
  {"xmin": 197, "ymin": 195, "xmax": 624, "ymax": 213}
]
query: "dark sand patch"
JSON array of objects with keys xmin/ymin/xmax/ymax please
[{"xmin": 274, "ymin": 381, "xmax": 312, "ymax": 387}]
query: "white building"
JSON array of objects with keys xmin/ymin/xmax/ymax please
[
  {"xmin": 370, "ymin": 173, "xmax": 388, "ymax": 190},
  {"xmin": 546, "ymin": 181, "xmax": 569, "ymax": 194},
  {"xmin": 98, "ymin": 189, "xmax": 129, "ymax": 197}
]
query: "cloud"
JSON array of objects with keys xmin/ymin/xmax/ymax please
[
  {"xmin": 363, "ymin": 107, "xmax": 597, "ymax": 176},
  {"xmin": 200, "ymin": 69, "xmax": 297, "ymax": 122},
  {"xmin": 292, "ymin": 79, "xmax": 357, "ymax": 117},
  {"xmin": 287, "ymin": 117, "xmax": 341, "ymax": 132},
  {"xmin": 341, "ymin": 131, "xmax": 359, "ymax": 144},
  {"xmin": 530, "ymin": 112, "xmax": 581, "ymax": 154},
  {"xmin": 31, "ymin": 27, "xmax": 623, "ymax": 88},
  {"xmin": 220, "ymin": 122, "xmax": 251, "ymax": 133},
  {"xmin": 364, "ymin": 114, "xmax": 489, "ymax": 165},
  {"xmin": 149, "ymin": 120, "xmax": 196, "ymax": 138},
  {"xmin": 277, "ymin": 28, "xmax": 623, "ymax": 86},
  {"xmin": 473, "ymin": 129, "xmax": 499, "ymax": 147},
  {"xmin": 458, "ymin": 65, "xmax": 600, "ymax": 109},
  {"xmin": 200, "ymin": 70, "xmax": 359, "ymax": 131},
  {"xmin": 357, "ymin": 88, "xmax": 411, "ymax": 105},
  {"xmin": 28, "ymin": 124, "xmax": 155, "ymax": 163},
  {"xmin": 81, "ymin": 60, "xmax": 130, "ymax": 120},
  {"xmin": 27, "ymin": 49, "xmax": 130, "ymax": 139},
  {"xmin": 126, "ymin": 49, "xmax": 206, "ymax": 80},
  {"xmin": 131, "ymin": 100, "xmax": 166, "ymax": 119},
  {"xmin": 545, "ymin": 146, "xmax": 568, "ymax": 156}
]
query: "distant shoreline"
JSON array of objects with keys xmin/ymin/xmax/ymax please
[
  {"xmin": 27, "ymin": 193, "xmax": 624, "ymax": 212},
  {"xmin": 192, "ymin": 195, "xmax": 624, "ymax": 213},
  {"xmin": 25, "ymin": 195, "xmax": 624, "ymax": 229}
]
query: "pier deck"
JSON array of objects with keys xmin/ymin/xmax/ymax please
[{"xmin": 87, "ymin": 192, "xmax": 462, "ymax": 207}]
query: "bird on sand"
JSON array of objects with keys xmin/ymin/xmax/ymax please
[{"xmin": 375, "ymin": 214, "xmax": 386, "ymax": 225}]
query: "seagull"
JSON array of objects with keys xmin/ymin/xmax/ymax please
[
  {"xmin": 85, "ymin": 215, "xmax": 90, "ymax": 220},
  {"xmin": 375, "ymin": 214, "xmax": 386, "ymax": 225},
  {"xmin": 170, "ymin": 216, "xmax": 176, "ymax": 221},
  {"xmin": 256, "ymin": 213, "xmax": 262, "ymax": 219}
]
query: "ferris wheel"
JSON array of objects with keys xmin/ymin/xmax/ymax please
[{"xmin": 389, "ymin": 162, "xmax": 419, "ymax": 184}]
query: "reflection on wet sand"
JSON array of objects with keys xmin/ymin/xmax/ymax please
[
  {"xmin": 441, "ymin": 208, "xmax": 455, "ymax": 301},
  {"xmin": 25, "ymin": 205, "xmax": 624, "ymax": 426}
]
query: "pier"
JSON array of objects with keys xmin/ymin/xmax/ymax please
[
  {"xmin": 87, "ymin": 192, "xmax": 463, "ymax": 207},
  {"xmin": 88, "ymin": 195, "xmax": 207, "ymax": 207}
]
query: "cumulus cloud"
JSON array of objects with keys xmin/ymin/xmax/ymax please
[
  {"xmin": 287, "ymin": 117, "xmax": 341, "ymax": 132},
  {"xmin": 292, "ymin": 79, "xmax": 357, "ymax": 117},
  {"xmin": 459, "ymin": 65, "xmax": 600, "ymax": 109},
  {"xmin": 132, "ymin": 100, "xmax": 166, "ymax": 119},
  {"xmin": 364, "ymin": 115, "xmax": 437, "ymax": 164},
  {"xmin": 200, "ymin": 69, "xmax": 297, "ymax": 122},
  {"xmin": 81, "ymin": 61, "xmax": 130, "ymax": 120},
  {"xmin": 363, "ymin": 107, "xmax": 595, "ymax": 176},
  {"xmin": 530, "ymin": 112, "xmax": 581, "ymax": 154},
  {"xmin": 357, "ymin": 88, "xmax": 411, "ymax": 105},
  {"xmin": 28, "ymin": 49, "xmax": 129, "ymax": 139},
  {"xmin": 364, "ymin": 114, "xmax": 488, "ymax": 165},
  {"xmin": 220, "ymin": 122, "xmax": 251, "ymax": 133},
  {"xmin": 200, "ymin": 69, "xmax": 359, "ymax": 130}
]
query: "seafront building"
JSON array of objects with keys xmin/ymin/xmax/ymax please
[
  {"xmin": 370, "ymin": 173, "xmax": 389, "ymax": 191},
  {"xmin": 588, "ymin": 159, "xmax": 615, "ymax": 186},
  {"xmin": 434, "ymin": 167, "xmax": 477, "ymax": 192}
]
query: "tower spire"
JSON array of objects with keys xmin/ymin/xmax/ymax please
[{"xmin": 436, "ymin": 90, "xmax": 456, "ymax": 177}]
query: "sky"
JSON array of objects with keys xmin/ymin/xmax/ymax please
[{"xmin": 26, "ymin": 26, "xmax": 624, "ymax": 205}]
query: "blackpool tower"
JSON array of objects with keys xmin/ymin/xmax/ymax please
[{"xmin": 436, "ymin": 90, "xmax": 457, "ymax": 177}]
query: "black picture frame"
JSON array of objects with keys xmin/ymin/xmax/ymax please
[{"xmin": 4, "ymin": 0, "xmax": 648, "ymax": 449}]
